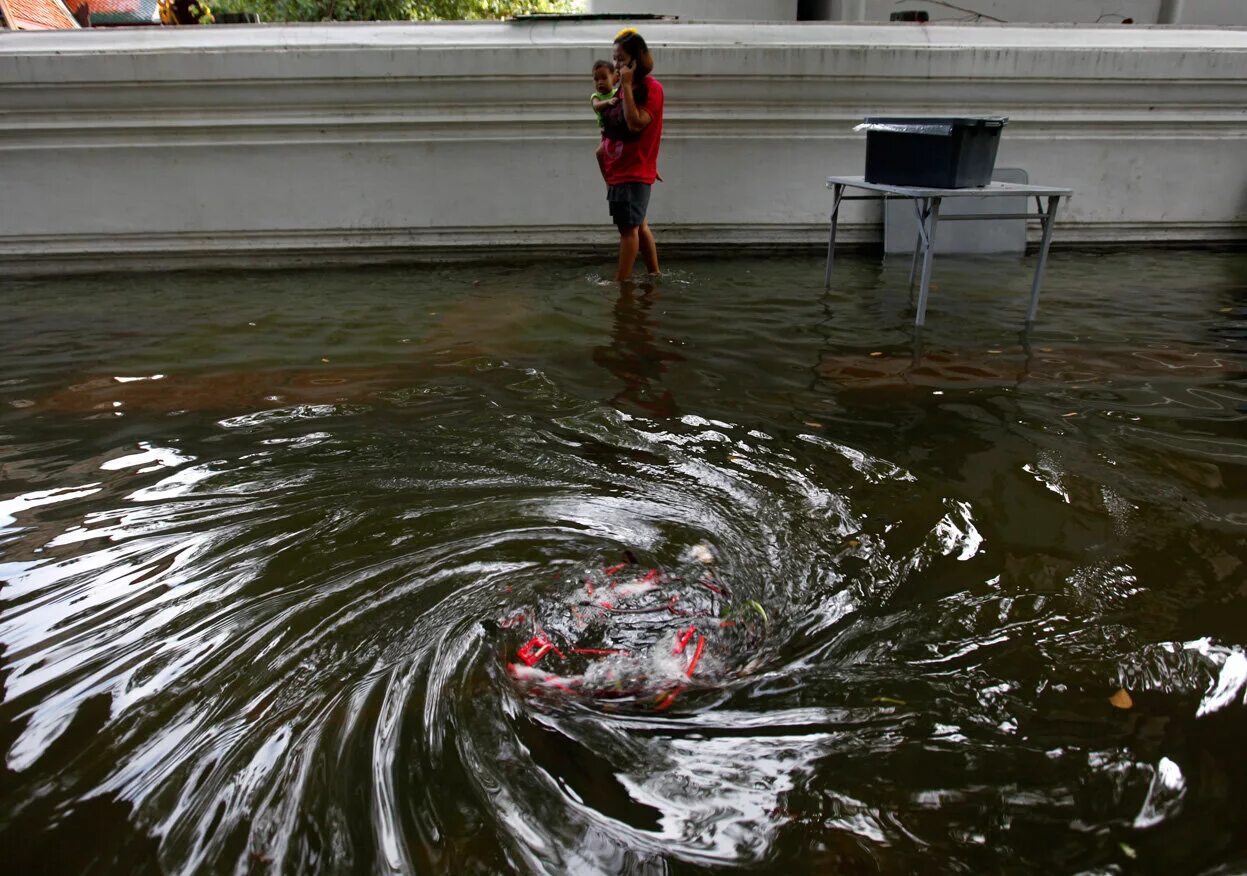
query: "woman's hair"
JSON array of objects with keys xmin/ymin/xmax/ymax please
[
  {"xmin": 613, "ymin": 27, "xmax": 654, "ymax": 82},
  {"xmin": 592, "ymin": 59, "xmax": 613, "ymax": 73}
]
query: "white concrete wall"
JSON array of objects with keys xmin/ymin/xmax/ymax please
[
  {"xmin": 833, "ymin": 0, "xmax": 1247, "ymax": 25},
  {"xmin": 848, "ymin": 1, "xmax": 1161, "ymax": 23},
  {"xmin": 1, "ymin": 21, "xmax": 1245, "ymax": 273},
  {"xmin": 1178, "ymin": 0, "xmax": 1247, "ymax": 25},
  {"xmin": 593, "ymin": 0, "xmax": 1247, "ymax": 25}
]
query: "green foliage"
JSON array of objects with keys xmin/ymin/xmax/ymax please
[
  {"xmin": 411, "ymin": 0, "xmax": 578, "ymax": 20},
  {"xmin": 210, "ymin": 0, "xmax": 578, "ymax": 22}
]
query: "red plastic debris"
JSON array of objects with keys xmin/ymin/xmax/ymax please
[
  {"xmin": 686, "ymin": 635, "xmax": 706, "ymax": 677},
  {"xmin": 654, "ymin": 686, "xmax": 683, "ymax": 710},
  {"xmin": 604, "ymin": 563, "xmax": 628, "ymax": 575},
  {"xmin": 544, "ymin": 675, "xmax": 576, "ymax": 694},
  {"xmin": 642, "ymin": 568, "xmax": 661, "ymax": 583},
  {"xmin": 673, "ymin": 625, "xmax": 697, "ymax": 654},
  {"xmin": 517, "ymin": 634, "xmax": 564, "ymax": 667}
]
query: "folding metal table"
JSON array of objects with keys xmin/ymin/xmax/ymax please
[{"xmin": 824, "ymin": 177, "xmax": 1073, "ymax": 326}]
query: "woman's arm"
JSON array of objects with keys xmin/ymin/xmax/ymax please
[{"xmin": 618, "ymin": 62, "xmax": 652, "ymax": 133}]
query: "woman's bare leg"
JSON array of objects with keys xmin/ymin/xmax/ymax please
[
  {"xmin": 616, "ymin": 226, "xmax": 640, "ymax": 281},
  {"xmin": 639, "ymin": 220, "xmax": 659, "ymax": 275}
]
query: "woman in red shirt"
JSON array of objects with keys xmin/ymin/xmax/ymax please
[{"xmin": 600, "ymin": 29, "xmax": 664, "ymax": 281}]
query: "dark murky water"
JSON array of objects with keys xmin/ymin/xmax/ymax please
[{"xmin": 2, "ymin": 252, "xmax": 1245, "ymax": 874}]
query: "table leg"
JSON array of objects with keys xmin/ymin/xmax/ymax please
[
  {"xmin": 908, "ymin": 198, "xmax": 929, "ymax": 292},
  {"xmin": 1027, "ymin": 195, "xmax": 1061, "ymax": 323},
  {"xmin": 914, "ymin": 197, "xmax": 942, "ymax": 327},
  {"xmin": 824, "ymin": 184, "xmax": 844, "ymax": 289}
]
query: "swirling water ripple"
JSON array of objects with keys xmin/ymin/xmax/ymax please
[{"xmin": 1, "ymin": 252, "xmax": 1246, "ymax": 873}]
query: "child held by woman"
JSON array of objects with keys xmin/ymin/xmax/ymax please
[{"xmin": 590, "ymin": 59, "xmax": 618, "ymax": 181}]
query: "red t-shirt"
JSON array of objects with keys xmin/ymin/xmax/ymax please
[{"xmin": 602, "ymin": 76, "xmax": 664, "ymax": 186}]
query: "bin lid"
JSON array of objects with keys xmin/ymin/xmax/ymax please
[{"xmin": 857, "ymin": 116, "xmax": 1009, "ymax": 136}]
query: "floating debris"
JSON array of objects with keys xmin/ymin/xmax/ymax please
[{"xmin": 500, "ymin": 550, "xmax": 767, "ymax": 711}]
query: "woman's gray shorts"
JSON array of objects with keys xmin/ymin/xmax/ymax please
[{"xmin": 607, "ymin": 182, "xmax": 652, "ymax": 229}]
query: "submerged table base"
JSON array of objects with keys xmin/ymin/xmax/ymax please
[{"xmin": 824, "ymin": 177, "xmax": 1074, "ymax": 327}]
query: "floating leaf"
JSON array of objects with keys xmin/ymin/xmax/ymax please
[
  {"xmin": 1109, "ymin": 688, "xmax": 1133, "ymax": 709},
  {"xmin": 748, "ymin": 600, "xmax": 768, "ymax": 625},
  {"xmin": 869, "ymin": 351, "xmax": 884, "ymax": 357},
  {"xmin": 803, "ymin": 421, "xmax": 823, "ymax": 429},
  {"xmin": 320, "ymin": 357, "xmax": 330, "ymax": 363},
  {"xmin": 1120, "ymin": 842, "xmax": 1137, "ymax": 860},
  {"xmin": 872, "ymin": 695, "xmax": 907, "ymax": 706},
  {"xmin": 1062, "ymin": 412, "xmax": 1079, "ymax": 418}
]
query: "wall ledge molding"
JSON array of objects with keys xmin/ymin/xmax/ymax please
[{"xmin": 3, "ymin": 221, "xmax": 1243, "ymax": 276}]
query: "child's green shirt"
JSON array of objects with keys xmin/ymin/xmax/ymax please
[{"xmin": 591, "ymin": 87, "xmax": 618, "ymax": 128}]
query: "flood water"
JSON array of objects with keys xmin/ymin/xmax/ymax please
[{"xmin": 2, "ymin": 251, "xmax": 1246, "ymax": 873}]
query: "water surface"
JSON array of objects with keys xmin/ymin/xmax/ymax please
[{"xmin": 2, "ymin": 252, "xmax": 1245, "ymax": 873}]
